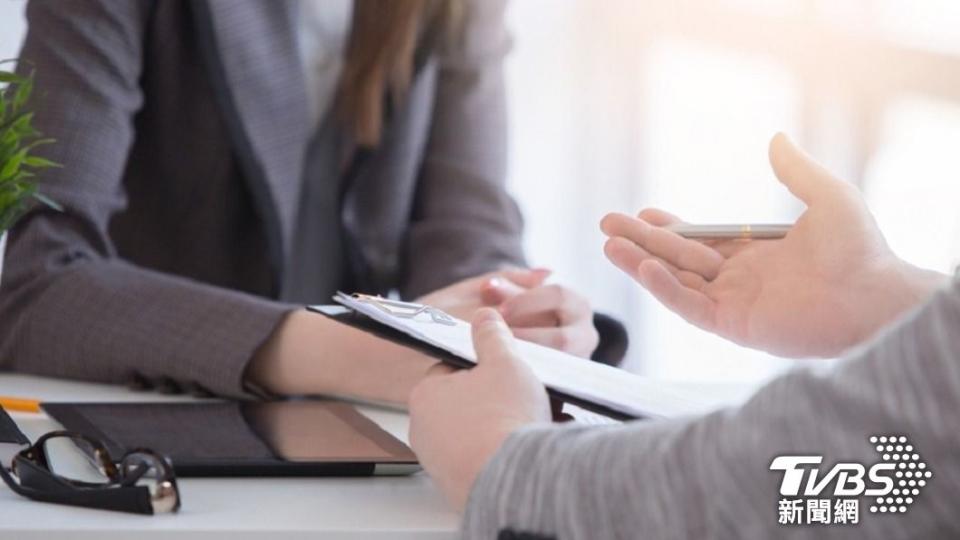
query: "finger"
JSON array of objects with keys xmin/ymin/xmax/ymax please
[
  {"xmin": 636, "ymin": 210, "xmax": 754, "ymax": 257},
  {"xmin": 675, "ymin": 269, "xmax": 708, "ymax": 290},
  {"xmin": 500, "ymin": 284, "xmax": 590, "ymax": 327},
  {"xmin": 632, "ymin": 220, "xmax": 724, "ymax": 279},
  {"xmin": 497, "ymin": 267, "xmax": 552, "ymax": 289},
  {"xmin": 602, "ymin": 213, "xmax": 724, "ymax": 279},
  {"xmin": 601, "ymin": 209, "xmax": 683, "ymax": 236},
  {"xmin": 636, "ymin": 208, "xmax": 684, "ymax": 226},
  {"xmin": 709, "ymin": 239, "xmax": 754, "ymax": 258},
  {"xmin": 604, "ymin": 237, "xmax": 709, "ymax": 290},
  {"xmin": 512, "ymin": 325, "xmax": 595, "ymax": 356},
  {"xmin": 471, "ymin": 308, "xmax": 518, "ymax": 367},
  {"xmin": 424, "ymin": 361, "xmax": 457, "ymax": 378},
  {"xmin": 480, "ymin": 276, "xmax": 527, "ymax": 305},
  {"xmin": 605, "ymin": 236, "xmax": 679, "ymax": 274},
  {"xmin": 769, "ymin": 132, "xmax": 850, "ymax": 206},
  {"xmin": 637, "ymin": 259, "xmax": 717, "ymax": 331}
]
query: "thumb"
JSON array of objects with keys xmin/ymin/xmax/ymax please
[
  {"xmin": 471, "ymin": 308, "xmax": 518, "ymax": 368},
  {"xmin": 769, "ymin": 132, "xmax": 846, "ymax": 206}
]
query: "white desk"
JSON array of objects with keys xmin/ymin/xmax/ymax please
[{"xmin": 0, "ymin": 375, "xmax": 460, "ymax": 539}]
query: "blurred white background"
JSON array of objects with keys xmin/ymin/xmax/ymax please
[
  {"xmin": 502, "ymin": 0, "xmax": 960, "ymax": 386},
  {"xmin": 3, "ymin": 0, "xmax": 960, "ymax": 387},
  {"xmin": 0, "ymin": 2, "xmax": 23, "ymax": 61}
]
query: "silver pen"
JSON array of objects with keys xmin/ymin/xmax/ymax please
[{"xmin": 665, "ymin": 224, "xmax": 791, "ymax": 240}]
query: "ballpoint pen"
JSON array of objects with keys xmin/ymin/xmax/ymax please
[{"xmin": 665, "ymin": 224, "xmax": 791, "ymax": 240}]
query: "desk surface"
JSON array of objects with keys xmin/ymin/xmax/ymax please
[{"xmin": 0, "ymin": 374, "xmax": 460, "ymax": 539}]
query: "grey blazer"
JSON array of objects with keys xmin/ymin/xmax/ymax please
[{"xmin": 0, "ymin": 0, "xmax": 525, "ymax": 397}]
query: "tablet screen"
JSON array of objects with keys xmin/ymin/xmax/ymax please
[{"xmin": 42, "ymin": 401, "xmax": 419, "ymax": 477}]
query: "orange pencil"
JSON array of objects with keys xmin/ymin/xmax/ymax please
[{"xmin": 0, "ymin": 396, "xmax": 42, "ymax": 413}]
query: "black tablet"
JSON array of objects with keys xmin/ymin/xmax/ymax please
[{"xmin": 42, "ymin": 400, "xmax": 420, "ymax": 477}]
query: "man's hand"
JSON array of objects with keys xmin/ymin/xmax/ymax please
[
  {"xmin": 408, "ymin": 308, "xmax": 551, "ymax": 511},
  {"xmin": 601, "ymin": 133, "xmax": 947, "ymax": 358},
  {"xmin": 417, "ymin": 269, "xmax": 599, "ymax": 358}
]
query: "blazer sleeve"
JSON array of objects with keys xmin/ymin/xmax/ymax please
[
  {"xmin": 0, "ymin": 0, "xmax": 291, "ymax": 398},
  {"xmin": 399, "ymin": 0, "xmax": 527, "ymax": 299},
  {"xmin": 462, "ymin": 279, "xmax": 960, "ymax": 539}
]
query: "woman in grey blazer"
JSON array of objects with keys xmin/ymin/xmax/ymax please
[
  {"xmin": 0, "ymin": 0, "xmax": 603, "ymax": 403},
  {"xmin": 410, "ymin": 134, "xmax": 959, "ymax": 538}
]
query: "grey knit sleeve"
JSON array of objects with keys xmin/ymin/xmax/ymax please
[{"xmin": 463, "ymin": 279, "xmax": 960, "ymax": 539}]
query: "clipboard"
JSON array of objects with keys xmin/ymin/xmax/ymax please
[
  {"xmin": 310, "ymin": 299, "xmax": 634, "ymax": 421},
  {"xmin": 309, "ymin": 293, "xmax": 730, "ymax": 421}
]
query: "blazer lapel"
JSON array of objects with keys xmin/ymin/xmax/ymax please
[{"xmin": 193, "ymin": 0, "xmax": 311, "ymax": 288}]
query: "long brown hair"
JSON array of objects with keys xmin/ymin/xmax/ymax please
[{"xmin": 337, "ymin": 0, "xmax": 461, "ymax": 147}]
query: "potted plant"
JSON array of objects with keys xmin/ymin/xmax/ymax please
[{"xmin": 0, "ymin": 63, "xmax": 61, "ymax": 283}]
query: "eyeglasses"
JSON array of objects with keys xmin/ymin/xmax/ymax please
[{"xmin": 0, "ymin": 430, "xmax": 180, "ymax": 515}]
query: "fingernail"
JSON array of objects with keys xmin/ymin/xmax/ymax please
[
  {"xmin": 600, "ymin": 215, "xmax": 612, "ymax": 233},
  {"xmin": 532, "ymin": 268, "xmax": 553, "ymax": 282},
  {"xmin": 773, "ymin": 132, "xmax": 795, "ymax": 149},
  {"xmin": 475, "ymin": 307, "xmax": 502, "ymax": 325},
  {"xmin": 487, "ymin": 277, "xmax": 503, "ymax": 290}
]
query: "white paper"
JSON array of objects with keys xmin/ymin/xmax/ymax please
[{"xmin": 324, "ymin": 295, "xmax": 743, "ymax": 419}]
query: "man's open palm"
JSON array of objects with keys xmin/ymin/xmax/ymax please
[{"xmin": 601, "ymin": 134, "xmax": 945, "ymax": 358}]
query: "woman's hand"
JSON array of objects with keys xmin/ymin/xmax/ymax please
[
  {"xmin": 416, "ymin": 268, "xmax": 551, "ymax": 321},
  {"xmin": 247, "ymin": 269, "xmax": 598, "ymax": 406},
  {"xmin": 601, "ymin": 133, "xmax": 947, "ymax": 358},
  {"xmin": 408, "ymin": 308, "xmax": 551, "ymax": 511},
  {"xmin": 418, "ymin": 269, "xmax": 599, "ymax": 358}
]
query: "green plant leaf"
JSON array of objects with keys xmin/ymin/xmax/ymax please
[
  {"xmin": 0, "ymin": 63, "xmax": 61, "ymax": 232},
  {"xmin": 12, "ymin": 75, "xmax": 33, "ymax": 113},
  {"xmin": 23, "ymin": 156, "xmax": 60, "ymax": 169},
  {"xmin": 5, "ymin": 171, "xmax": 34, "ymax": 188},
  {"xmin": 0, "ymin": 140, "xmax": 14, "ymax": 165},
  {"xmin": 20, "ymin": 137, "xmax": 54, "ymax": 153},
  {"xmin": 0, "ymin": 72, "xmax": 23, "ymax": 84},
  {"xmin": 1, "ymin": 112, "xmax": 34, "ymax": 137},
  {"xmin": 0, "ymin": 149, "xmax": 25, "ymax": 181},
  {"xmin": 11, "ymin": 112, "xmax": 35, "ymax": 135}
]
